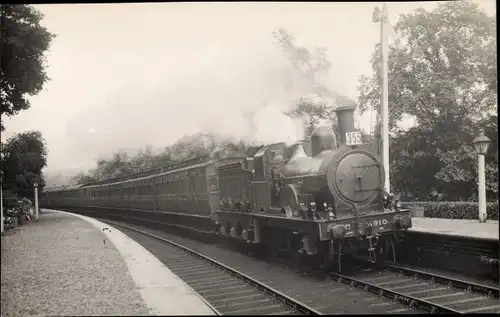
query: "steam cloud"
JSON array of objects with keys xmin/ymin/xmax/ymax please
[{"xmin": 66, "ymin": 35, "xmax": 325, "ymax": 163}]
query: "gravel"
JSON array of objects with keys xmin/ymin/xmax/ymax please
[
  {"xmin": 1, "ymin": 211, "xmax": 149, "ymax": 317},
  {"xmin": 111, "ymin": 220, "xmax": 416, "ymax": 314}
]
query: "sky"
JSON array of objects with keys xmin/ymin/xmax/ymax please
[{"xmin": 2, "ymin": 1, "xmax": 496, "ymax": 180}]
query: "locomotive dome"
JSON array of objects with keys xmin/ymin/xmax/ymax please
[{"xmin": 310, "ymin": 126, "xmax": 337, "ymax": 156}]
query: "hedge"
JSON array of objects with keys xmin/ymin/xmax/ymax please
[{"xmin": 402, "ymin": 201, "xmax": 499, "ymax": 221}]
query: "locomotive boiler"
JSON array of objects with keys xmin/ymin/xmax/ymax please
[{"xmin": 273, "ymin": 105, "xmax": 386, "ymax": 220}]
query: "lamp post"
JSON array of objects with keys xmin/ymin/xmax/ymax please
[
  {"xmin": 472, "ymin": 129, "xmax": 492, "ymax": 223},
  {"xmin": 1, "ymin": 170, "xmax": 4, "ymax": 234},
  {"xmin": 34, "ymin": 182, "xmax": 39, "ymax": 221}
]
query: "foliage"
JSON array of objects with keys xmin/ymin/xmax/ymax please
[
  {"xmin": 358, "ymin": 1, "xmax": 496, "ymax": 130},
  {"xmin": 91, "ymin": 150, "xmax": 132, "ymax": 181},
  {"xmin": 357, "ymin": 1, "xmax": 497, "ymax": 201},
  {"xmin": 72, "ymin": 171, "xmax": 97, "ymax": 185},
  {"xmin": 72, "ymin": 133, "xmax": 250, "ymax": 183},
  {"xmin": 0, "ymin": 5, "xmax": 56, "ymax": 131},
  {"xmin": 1, "ymin": 130, "xmax": 48, "ymax": 198},
  {"xmin": 403, "ymin": 201, "xmax": 499, "ymax": 221}
]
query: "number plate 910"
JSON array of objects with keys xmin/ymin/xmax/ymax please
[{"xmin": 373, "ymin": 219, "xmax": 389, "ymax": 227}]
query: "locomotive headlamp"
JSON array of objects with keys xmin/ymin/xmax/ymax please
[
  {"xmin": 310, "ymin": 201, "xmax": 317, "ymax": 212},
  {"xmin": 324, "ymin": 203, "xmax": 335, "ymax": 220}
]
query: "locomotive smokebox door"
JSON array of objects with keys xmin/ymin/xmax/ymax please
[{"xmin": 327, "ymin": 150, "xmax": 382, "ymax": 209}]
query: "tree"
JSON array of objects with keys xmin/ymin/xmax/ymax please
[
  {"xmin": 72, "ymin": 171, "xmax": 97, "ymax": 185},
  {"xmin": 357, "ymin": 1, "xmax": 497, "ymax": 201},
  {"xmin": 0, "ymin": 5, "xmax": 56, "ymax": 131},
  {"xmin": 91, "ymin": 150, "xmax": 132, "ymax": 181},
  {"xmin": 77, "ymin": 133, "xmax": 253, "ymax": 182},
  {"xmin": 358, "ymin": 1, "xmax": 496, "ymax": 131},
  {"xmin": 129, "ymin": 146, "xmax": 155, "ymax": 173},
  {"xmin": 1, "ymin": 130, "xmax": 48, "ymax": 198}
]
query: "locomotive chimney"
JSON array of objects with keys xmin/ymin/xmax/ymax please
[{"xmin": 334, "ymin": 105, "xmax": 356, "ymax": 145}]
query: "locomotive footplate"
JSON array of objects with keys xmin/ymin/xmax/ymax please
[
  {"xmin": 214, "ymin": 209, "xmax": 412, "ymax": 242},
  {"xmin": 318, "ymin": 209, "xmax": 412, "ymax": 241}
]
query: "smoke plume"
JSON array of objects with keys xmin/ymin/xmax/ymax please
[{"xmin": 66, "ymin": 35, "xmax": 324, "ymax": 163}]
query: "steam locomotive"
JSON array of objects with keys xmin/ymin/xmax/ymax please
[{"xmin": 42, "ymin": 105, "xmax": 412, "ymax": 271}]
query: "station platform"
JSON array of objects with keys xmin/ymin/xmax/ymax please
[
  {"xmin": 409, "ymin": 217, "xmax": 499, "ymax": 241},
  {"xmin": 1, "ymin": 209, "xmax": 216, "ymax": 316}
]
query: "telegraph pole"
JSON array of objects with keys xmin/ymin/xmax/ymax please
[{"xmin": 373, "ymin": 3, "xmax": 391, "ymax": 193}]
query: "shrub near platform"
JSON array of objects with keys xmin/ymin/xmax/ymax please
[{"xmin": 403, "ymin": 201, "xmax": 499, "ymax": 221}]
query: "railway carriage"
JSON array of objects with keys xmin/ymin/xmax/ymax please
[{"xmin": 41, "ymin": 104, "xmax": 412, "ymax": 272}]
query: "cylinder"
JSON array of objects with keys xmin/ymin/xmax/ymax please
[{"xmin": 334, "ymin": 105, "xmax": 356, "ymax": 144}]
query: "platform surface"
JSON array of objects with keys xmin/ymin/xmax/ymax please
[
  {"xmin": 1, "ymin": 209, "xmax": 216, "ymax": 316},
  {"xmin": 409, "ymin": 217, "xmax": 499, "ymax": 241}
]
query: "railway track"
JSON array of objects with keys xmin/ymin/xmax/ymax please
[
  {"xmin": 104, "ymin": 220, "xmax": 321, "ymax": 315},
  {"xmin": 69, "ymin": 210, "xmax": 498, "ymax": 314},
  {"xmin": 329, "ymin": 259, "xmax": 500, "ymax": 314}
]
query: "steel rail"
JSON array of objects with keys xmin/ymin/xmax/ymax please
[
  {"xmin": 385, "ymin": 263, "xmax": 499, "ymax": 299},
  {"xmin": 105, "ymin": 220, "xmax": 322, "ymax": 315},
  {"xmin": 337, "ymin": 257, "xmax": 500, "ymax": 314},
  {"xmin": 329, "ymin": 272, "xmax": 462, "ymax": 314}
]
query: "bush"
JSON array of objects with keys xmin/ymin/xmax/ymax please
[{"xmin": 402, "ymin": 201, "xmax": 499, "ymax": 220}]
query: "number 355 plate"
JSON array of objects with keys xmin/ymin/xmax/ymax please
[{"xmin": 345, "ymin": 131, "xmax": 364, "ymax": 146}]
